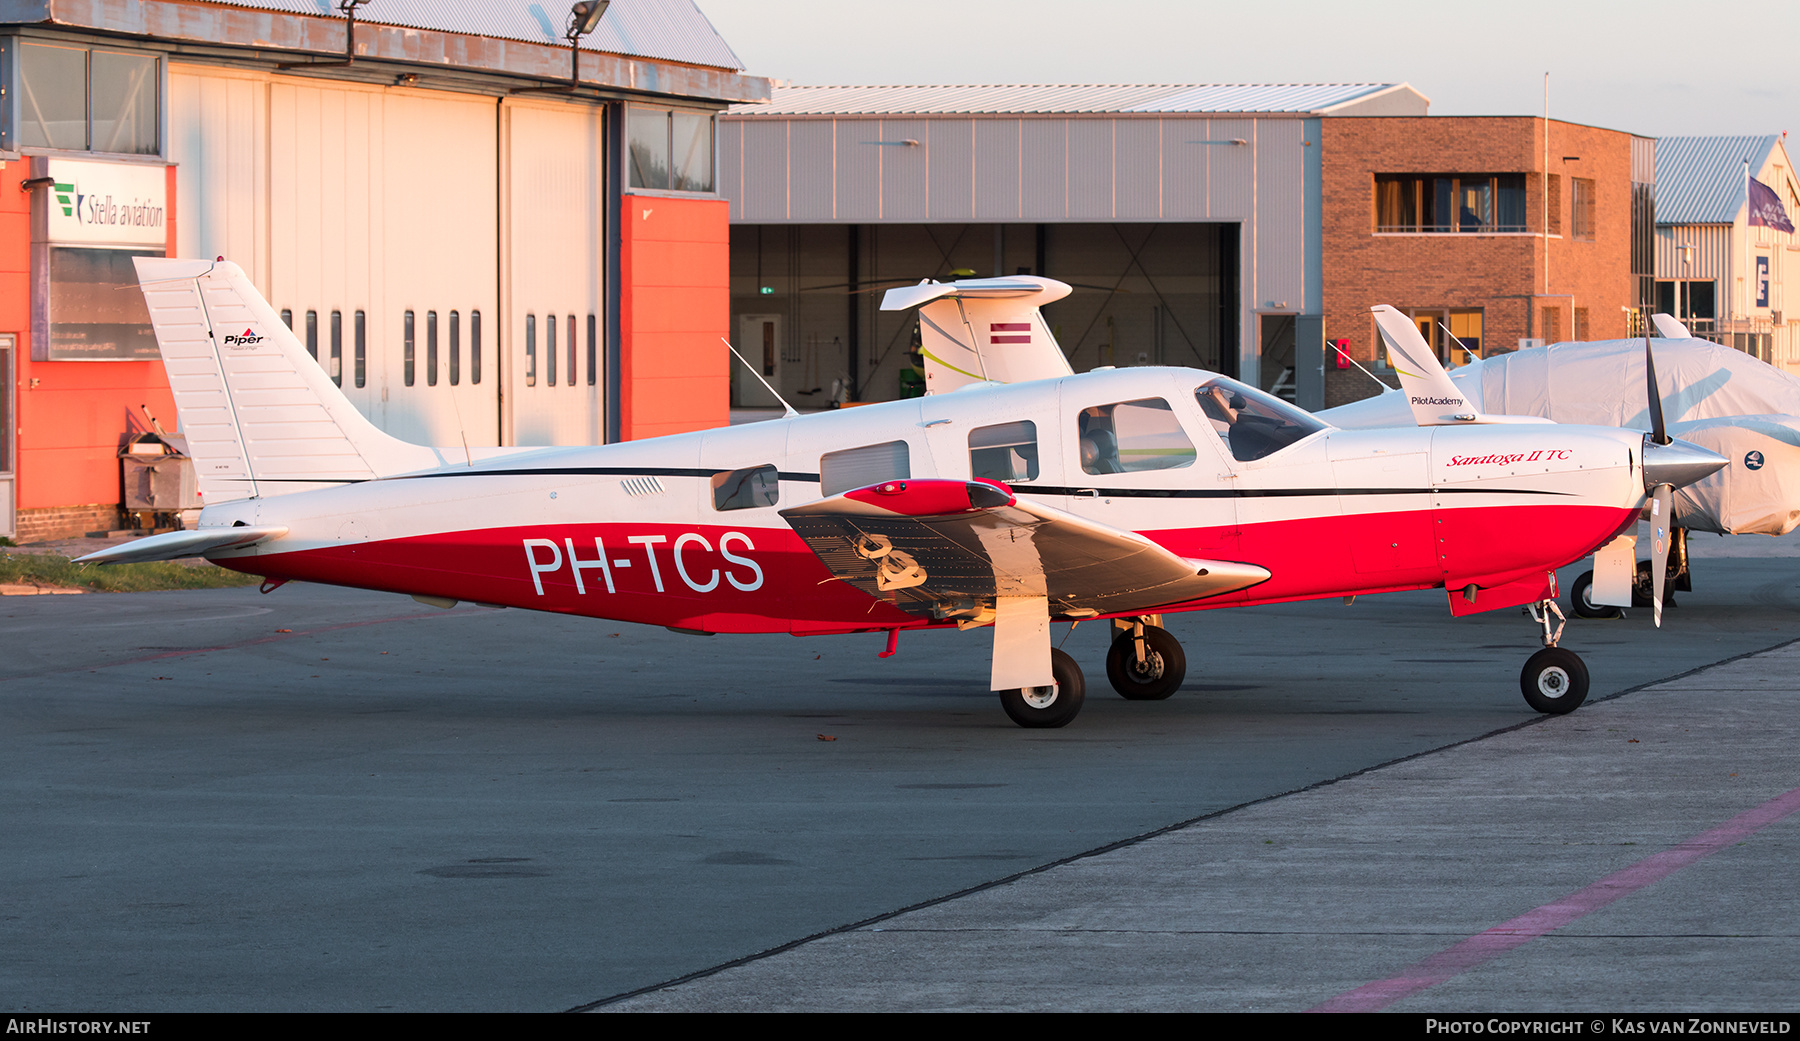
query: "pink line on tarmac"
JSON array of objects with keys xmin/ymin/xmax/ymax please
[{"xmin": 1309, "ymin": 783, "xmax": 1800, "ymax": 1013}]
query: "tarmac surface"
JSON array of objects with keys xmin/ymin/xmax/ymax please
[{"xmin": 3, "ymin": 529, "xmax": 1798, "ymax": 1011}]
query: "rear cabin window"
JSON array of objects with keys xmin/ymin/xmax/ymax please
[
  {"xmin": 820, "ymin": 440, "xmax": 910, "ymax": 497},
  {"xmin": 712, "ymin": 465, "xmax": 779, "ymax": 511},
  {"xmin": 1078, "ymin": 398, "xmax": 1195, "ymax": 475},
  {"xmin": 969, "ymin": 420, "xmax": 1038, "ymax": 482}
]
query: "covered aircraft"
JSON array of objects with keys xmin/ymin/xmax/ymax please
[{"xmin": 79, "ymin": 261, "xmax": 1723, "ymax": 727}]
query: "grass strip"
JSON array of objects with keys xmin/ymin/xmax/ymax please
[{"xmin": 0, "ymin": 552, "xmax": 260, "ymax": 593}]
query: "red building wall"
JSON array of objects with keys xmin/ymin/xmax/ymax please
[
  {"xmin": 618, "ymin": 194, "xmax": 730, "ymax": 440},
  {"xmin": 3, "ymin": 162, "xmax": 179, "ymax": 541}
]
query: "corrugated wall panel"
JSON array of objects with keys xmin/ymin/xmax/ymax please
[
  {"xmin": 1114, "ymin": 118, "xmax": 1161, "ymax": 220},
  {"xmin": 717, "ymin": 118, "xmax": 742, "ymax": 219},
  {"xmin": 1207, "ymin": 119, "xmax": 1256, "ymax": 219},
  {"xmin": 1657, "ymin": 224, "xmax": 1730, "ymax": 280},
  {"xmin": 1019, "ymin": 119, "xmax": 1068, "ymax": 220},
  {"xmin": 169, "ymin": 69, "xmax": 266, "ymax": 277},
  {"xmin": 787, "ymin": 119, "xmax": 836, "ymax": 221},
  {"xmin": 880, "ymin": 119, "xmax": 932, "ymax": 221},
  {"xmin": 1161, "ymin": 118, "xmax": 1211, "ymax": 220},
  {"xmin": 972, "ymin": 119, "xmax": 1023, "ymax": 221},
  {"xmin": 835, "ymin": 119, "xmax": 882, "ymax": 221},
  {"xmin": 927, "ymin": 119, "xmax": 974, "ymax": 221},
  {"xmin": 738, "ymin": 120, "xmax": 789, "ymax": 221},
  {"xmin": 1067, "ymin": 119, "xmax": 1115, "ymax": 220},
  {"xmin": 1254, "ymin": 118, "xmax": 1305, "ymax": 309}
]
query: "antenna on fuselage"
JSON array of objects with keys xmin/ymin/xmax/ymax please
[{"xmin": 722, "ymin": 336, "xmax": 801, "ymax": 418}]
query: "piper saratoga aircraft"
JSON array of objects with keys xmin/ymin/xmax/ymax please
[
  {"xmin": 82, "ymin": 260, "xmax": 1724, "ymax": 727},
  {"xmin": 1323, "ymin": 315, "xmax": 1800, "ymax": 617}
]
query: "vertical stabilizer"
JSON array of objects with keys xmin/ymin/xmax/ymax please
[
  {"xmin": 135, "ymin": 257, "xmax": 446, "ymax": 503},
  {"xmin": 1370, "ymin": 305, "xmax": 1479, "ymax": 425},
  {"xmin": 1651, "ymin": 313, "xmax": 1694, "ymax": 339},
  {"xmin": 881, "ymin": 277, "xmax": 1075, "ymax": 394}
]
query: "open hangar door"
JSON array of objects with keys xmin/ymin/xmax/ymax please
[{"xmin": 729, "ymin": 222, "xmax": 1239, "ymax": 405}]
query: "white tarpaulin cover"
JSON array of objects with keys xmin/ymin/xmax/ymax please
[{"xmin": 1320, "ymin": 339, "xmax": 1800, "ymax": 535}]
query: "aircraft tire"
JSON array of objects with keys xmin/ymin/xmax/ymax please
[
  {"xmin": 1105, "ymin": 625, "xmax": 1186, "ymax": 700},
  {"xmin": 1520, "ymin": 647, "xmax": 1589, "ymax": 714},
  {"xmin": 999, "ymin": 648, "xmax": 1085, "ymax": 728},
  {"xmin": 1569, "ymin": 571, "xmax": 1622, "ymax": 619}
]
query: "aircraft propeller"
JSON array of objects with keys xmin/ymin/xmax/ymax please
[{"xmin": 1638, "ymin": 336, "xmax": 1730, "ymax": 626}]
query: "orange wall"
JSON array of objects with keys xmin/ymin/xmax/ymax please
[
  {"xmin": 4, "ymin": 162, "xmax": 178, "ymax": 510},
  {"xmin": 618, "ymin": 193, "xmax": 730, "ymax": 440}
]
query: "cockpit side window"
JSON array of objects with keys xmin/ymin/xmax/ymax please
[
  {"xmin": 1077, "ymin": 398, "xmax": 1195, "ymax": 475},
  {"xmin": 969, "ymin": 420, "xmax": 1038, "ymax": 482},
  {"xmin": 712, "ymin": 464, "xmax": 779, "ymax": 511},
  {"xmin": 1194, "ymin": 377, "xmax": 1327, "ymax": 461}
]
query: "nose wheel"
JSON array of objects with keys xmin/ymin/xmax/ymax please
[{"xmin": 1521, "ymin": 597, "xmax": 1589, "ymax": 713}]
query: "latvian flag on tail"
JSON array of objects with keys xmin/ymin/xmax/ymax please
[
  {"xmin": 990, "ymin": 322, "xmax": 1030, "ymax": 344},
  {"xmin": 1749, "ymin": 176, "xmax": 1795, "ymax": 233}
]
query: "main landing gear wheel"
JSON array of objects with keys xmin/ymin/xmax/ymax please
[
  {"xmin": 1105, "ymin": 624, "xmax": 1186, "ymax": 700},
  {"xmin": 1520, "ymin": 647, "xmax": 1590, "ymax": 714},
  {"xmin": 999, "ymin": 648, "xmax": 1086, "ymax": 728},
  {"xmin": 1569, "ymin": 570, "xmax": 1622, "ymax": 619}
]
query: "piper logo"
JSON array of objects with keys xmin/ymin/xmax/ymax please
[{"xmin": 222, "ymin": 328, "xmax": 266, "ymax": 349}]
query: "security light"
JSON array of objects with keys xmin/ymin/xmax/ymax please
[{"xmin": 570, "ymin": 1, "xmax": 610, "ymax": 39}]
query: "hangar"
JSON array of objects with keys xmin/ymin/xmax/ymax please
[
  {"xmin": 716, "ymin": 82, "xmax": 1429, "ymax": 411},
  {"xmin": 0, "ymin": 0, "xmax": 768, "ymax": 541}
]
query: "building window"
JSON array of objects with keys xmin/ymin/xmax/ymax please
[
  {"xmin": 305, "ymin": 310, "xmax": 318, "ymax": 361},
  {"xmin": 1375, "ymin": 174, "xmax": 1527, "ymax": 233},
  {"xmin": 1571, "ymin": 178, "xmax": 1597, "ymax": 241},
  {"xmin": 471, "ymin": 311, "xmax": 482, "ymax": 385},
  {"xmin": 329, "ymin": 310, "xmax": 342, "ymax": 386},
  {"xmin": 566, "ymin": 315, "xmax": 577, "ymax": 387},
  {"xmin": 13, "ymin": 43, "xmax": 159, "ymax": 155},
  {"xmin": 1573, "ymin": 307, "xmax": 1590, "ymax": 341},
  {"xmin": 426, "ymin": 310, "xmax": 438, "ymax": 387},
  {"xmin": 628, "ymin": 105, "xmax": 715, "ymax": 192},
  {"xmin": 353, "ymin": 311, "xmax": 366, "ymax": 388},
  {"xmin": 525, "ymin": 314, "xmax": 536, "ymax": 387},
  {"xmin": 448, "ymin": 311, "xmax": 460, "ymax": 386},
  {"xmin": 545, "ymin": 313, "xmax": 557, "ymax": 386},
  {"xmin": 1655, "ymin": 281, "xmax": 1717, "ymax": 323},
  {"xmin": 1541, "ymin": 306, "xmax": 1563, "ymax": 343},
  {"xmin": 586, "ymin": 314, "xmax": 597, "ymax": 387},
  {"xmin": 403, "ymin": 310, "xmax": 415, "ymax": 386}
]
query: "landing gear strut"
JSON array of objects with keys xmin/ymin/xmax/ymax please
[
  {"xmin": 1521, "ymin": 597, "xmax": 1589, "ymax": 714},
  {"xmin": 1105, "ymin": 616, "xmax": 1186, "ymax": 700},
  {"xmin": 1570, "ymin": 527, "xmax": 1690, "ymax": 618}
]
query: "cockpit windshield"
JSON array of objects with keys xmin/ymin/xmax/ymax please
[{"xmin": 1193, "ymin": 377, "xmax": 1328, "ymax": 461}]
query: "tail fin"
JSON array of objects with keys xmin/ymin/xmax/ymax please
[
  {"xmin": 1370, "ymin": 305, "xmax": 1480, "ymax": 426},
  {"xmin": 1651, "ymin": 313, "xmax": 1694, "ymax": 339},
  {"xmin": 135, "ymin": 257, "xmax": 445, "ymax": 503},
  {"xmin": 881, "ymin": 276, "xmax": 1075, "ymax": 393}
]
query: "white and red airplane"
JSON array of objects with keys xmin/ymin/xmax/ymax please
[{"xmin": 81, "ymin": 259, "xmax": 1725, "ymax": 728}]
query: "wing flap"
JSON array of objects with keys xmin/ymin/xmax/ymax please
[{"xmin": 781, "ymin": 480, "xmax": 1268, "ymax": 621}]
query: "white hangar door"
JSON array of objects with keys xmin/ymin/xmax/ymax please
[
  {"xmin": 500, "ymin": 99, "xmax": 607, "ymax": 446},
  {"xmin": 268, "ymin": 82, "xmax": 501, "ymax": 449},
  {"xmin": 169, "ymin": 66, "xmax": 501, "ymax": 451}
]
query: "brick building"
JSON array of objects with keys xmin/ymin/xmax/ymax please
[{"xmin": 1319, "ymin": 117, "xmax": 1655, "ymax": 407}]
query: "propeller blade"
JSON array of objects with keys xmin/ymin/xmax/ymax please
[
  {"xmin": 1645, "ymin": 336, "xmax": 1670, "ymax": 446},
  {"xmin": 1650, "ymin": 483, "xmax": 1673, "ymax": 628}
]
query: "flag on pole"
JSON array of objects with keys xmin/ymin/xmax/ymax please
[{"xmin": 1748, "ymin": 176, "xmax": 1795, "ymax": 232}]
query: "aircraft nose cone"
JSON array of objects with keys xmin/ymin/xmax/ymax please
[{"xmin": 1642, "ymin": 436, "xmax": 1729, "ymax": 491}]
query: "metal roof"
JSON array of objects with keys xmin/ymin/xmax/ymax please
[
  {"xmin": 728, "ymin": 82, "xmax": 1423, "ymax": 116},
  {"xmin": 25, "ymin": 0, "xmax": 746, "ymax": 71},
  {"xmin": 1655, "ymin": 135, "xmax": 1780, "ymax": 224}
]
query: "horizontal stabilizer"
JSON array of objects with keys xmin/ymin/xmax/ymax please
[{"xmin": 74, "ymin": 526, "xmax": 288, "ymax": 565}]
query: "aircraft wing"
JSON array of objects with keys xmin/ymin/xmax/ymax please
[{"xmin": 779, "ymin": 479, "xmax": 1268, "ymax": 622}]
